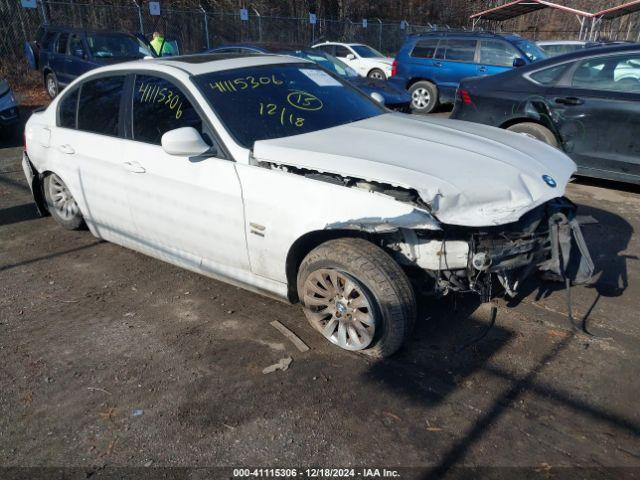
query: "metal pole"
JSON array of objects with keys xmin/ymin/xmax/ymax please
[
  {"xmin": 38, "ymin": 0, "xmax": 49, "ymax": 25},
  {"xmin": 312, "ymin": 21, "xmax": 315, "ymax": 45},
  {"xmin": 251, "ymin": 7, "xmax": 261, "ymax": 42},
  {"xmin": 133, "ymin": 0, "xmax": 144, "ymax": 35},
  {"xmin": 200, "ymin": 4, "xmax": 209, "ymax": 50},
  {"xmin": 374, "ymin": 17, "xmax": 382, "ymax": 52}
]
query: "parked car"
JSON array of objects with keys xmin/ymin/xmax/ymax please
[
  {"xmin": 537, "ymin": 40, "xmax": 587, "ymax": 57},
  {"xmin": 451, "ymin": 44, "xmax": 640, "ymax": 184},
  {"xmin": 22, "ymin": 53, "xmax": 592, "ymax": 357},
  {"xmin": 311, "ymin": 41, "xmax": 394, "ymax": 79},
  {"xmin": 389, "ymin": 31, "xmax": 547, "ymax": 113},
  {"xmin": 25, "ymin": 25, "xmax": 155, "ymax": 98},
  {"xmin": 0, "ymin": 79, "xmax": 19, "ymax": 137},
  {"xmin": 207, "ymin": 43, "xmax": 411, "ymax": 111}
]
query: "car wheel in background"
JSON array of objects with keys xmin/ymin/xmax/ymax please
[
  {"xmin": 297, "ymin": 238, "xmax": 416, "ymax": 358},
  {"xmin": 409, "ymin": 80, "xmax": 438, "ymax": 114},
  {"xmin": 45, "ymin": 72, "xmax": 59, "ymax": 99},
  {"xmin": 367, "ymin": 68, "xmax": 386, "ymax": 80},
  {"xmin": 44, "ymin": 173, "xmax": 85, "ymax": 230},
  {"xmin": 506, "ymin": 122, "xmax": 558, "ymax": 148}
]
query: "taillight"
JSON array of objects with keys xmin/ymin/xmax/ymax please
[
  {"xmin": 458, "ymin": 88, "xmax": 472, "ymax": 105},
  {"xmin": 391, "ymin": 59, "xmax": 397, "ymax": 77}
]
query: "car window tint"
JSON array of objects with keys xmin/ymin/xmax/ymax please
[
  {"xmin": 437, "ymin": 39, "xmax": 477, "ymax": 62},
  {"xmin": 132, "ymin": 75, "xmax": 203, "ymax": 145},
  {"xmin": 335, "ymin": 46, "xmax": 351, "ymax": 57},
  {"xmin": 77, "ymin": 76, "xmax": 124, "ymax": 136},
  {"xmin": 69, "ymin": 34, "xmax": 84, "ymax": 58},
  {"xmin": 479, "ymin": 40, "xmax": 519, "ymax": 67},
  {"xmin": 58, "ymin": 88, "xmax": 79, "ymax": 129},
  {"xmin": 411, "ymin": 39, "xmax": 439, "ymax": 58},
  {"xmin": 315, "ymin": 45, "xmax": 334, "ymax": 55},
  {"xmin": 41, "ymin": 31, "xmax": 57, "ymax": 50},
  {"xmin": 56, "ymin": 33, "xmax": 69, "ymax": 54},
  {"xmin": 572, "ymin": 54, "xmax": 640, "ymax": 92},
  {"xmin": 529, "ymin": 63, "xmax": 570, "ymax": 85}
]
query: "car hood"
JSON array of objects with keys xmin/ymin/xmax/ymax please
[
  {"xmin": 253, "ymin": 114, "xmax": 577, "ymax": 227},
  {"xmin": 348, "ymin": 77, "xmax": 410, "ymax": 104}
]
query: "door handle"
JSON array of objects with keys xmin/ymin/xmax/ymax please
[
  {"xmin": 555, "ymin": 97, "xmax": 584, "ymax": 106},
  {"xmin": 478, "ymin": 66, "xmax": 487, "ymax": 73},
  {"xmin": 433, "ymin": 61, "xmax": 443, "ymax": 67},
  {"xmin": 123, "ymin": 160, "xmax": 146, "ymax": 173},
  {"xmin": 57, "ymin": 144, "xmax": 75, "ymax": 155}
]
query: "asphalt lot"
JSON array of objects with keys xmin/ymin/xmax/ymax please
[{"xmin": 1, "ymin": 105, "xmax": 640, "ymax": 478}]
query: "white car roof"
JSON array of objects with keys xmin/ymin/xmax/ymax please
[{"xmin": 83, "ymin": 53, "xmax": 309, "ymax": 77}]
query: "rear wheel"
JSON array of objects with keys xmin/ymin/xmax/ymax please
[
  {"xmin": 44, "ymin": 173, "xmax": 85, "ymax": 230},
  {"xmin": 297, "ymin": 238, "xmax": 416, "ymax": 358},
  {"xmin": 45, "ymin": 72, "xmax": 59, "ymax": 99},
  {"xmin": 507, "ymin": 122, "xmax": 558, "ymax": 148},
  {"xmin": 409, "ymin": 80, "xmax": 438, "ymax": 114},
  {"xmin": 367, "ymin": 68, "xmax": 386, "ymax": 80}
]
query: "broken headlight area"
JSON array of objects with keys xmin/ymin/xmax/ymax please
[{"xmin": 388, "ymin": 197, "xmax": 594, "ymax": 301}]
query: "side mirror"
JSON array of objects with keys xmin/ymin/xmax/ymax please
[
  {"xmin": 513, "ymin": 57, "xmax": 527, "ymax": 68},
  {"xmin": 346, "ymin": 53, "xmax": 356, "ymax": 60},
  {"xmin": 370, "ymin": 92, "xmax": 385, "ymax": 105},
  {"xmin": 161, "ymin": 127, "xmax": 210, "ymax": 156}
]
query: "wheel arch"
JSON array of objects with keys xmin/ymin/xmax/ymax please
[
  {"xmin": 499, "ymin": 117, "xmax": 561, "ymax": 144},
  {"xmin": 285, "ymin": 229, "xmax": 372, "ymax": 303},
  {"xmin": 406, "ymin": 77, "xmax": 437, "ymax": 90},
  {"xmin": 31, "ymin": 168, "xmax": 52, "ymax": 217}
]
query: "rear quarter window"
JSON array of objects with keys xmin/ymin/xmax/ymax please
[{"xmin": 528, "ymin": 63, "xmax": 571, "ymax": 86}]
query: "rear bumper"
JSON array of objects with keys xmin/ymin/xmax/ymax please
[{"xmin": 22, "ymin": 152, "xmax": 48, "ymax": 216}]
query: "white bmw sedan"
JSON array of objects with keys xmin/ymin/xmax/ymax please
[{"xmin": 22, "ymin": 53, "xmax": 591, "ymax": 357}]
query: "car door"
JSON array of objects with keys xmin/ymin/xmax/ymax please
[
  {"xmin": 122, "ymin": 73, "xmax": 249, "ymax": 272},
  {"xmin": 546, "ymin": 52, "xmax": 640, "ymax": 180},
  {"xmin": 66, "ymin": 33, "xmax": 93, "ymax": 81},
  {"xmin": 51, "ymin": 32, "xmax": 70, "ymax": 85},
  {"xmin": 477, "ymin": 39, "xmax": 519, "ymax": 77},
  {"xmin": 51, "ymin": 74, "xmax": 136, "ymax": 242},
  {"xmin": 433, "ymin": 38, "xmax": 479, "ymax": 93}
]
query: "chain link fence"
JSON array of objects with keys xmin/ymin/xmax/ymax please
[{"xmin": 2, "ymin": 0, "xmax": 639, "ymax": 88}]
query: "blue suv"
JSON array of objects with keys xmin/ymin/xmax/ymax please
[
  {"xmin": 389, "ymin": 31, "xmax": 547, "ymax": 113},
  {"xmin": 26, "ymin": 26, "xmax": 156, "ymax": 98}
]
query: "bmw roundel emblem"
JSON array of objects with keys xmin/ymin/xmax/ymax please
[{"xmin": 542, "ymin": 174, "xmax": 557, "ymax": 188}]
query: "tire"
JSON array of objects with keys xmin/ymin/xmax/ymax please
[
  {"xmin": 507, "ymin": 122, "xmax": 558, "ymax": 148},
  {"xmin": 297, "ymin": 238, "xmax": 416, "ymax": 358},
  {"xmin": 45, "ymin": 71, "xmax": 59, "ymax": 99},
  {"xmin": 44, "ymin": 173, "xmax": 85, "ymax": 230},
  {"xmin": 409, "ymin": 80, "xmax": 438, "ymax": 114},
  {"xmin": 367, "ymin": 68, "xmax": 386, "ymax": 80}
]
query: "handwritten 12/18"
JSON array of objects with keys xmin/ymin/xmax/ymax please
[{"xmin": 259, "ymin": 102, "xmax": 305, "ymax": 127}]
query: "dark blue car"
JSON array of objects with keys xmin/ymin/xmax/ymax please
[
  {"xmin": 207, "ymin": 43, "xmax": 411, "ymax": 112},
  {"xmin": 26, "ymin": 26, "xmax": 156, "ymax": 98},
  {"xmin": 389, "ymin": 31, "xmax": 547, "ymax": 113}
]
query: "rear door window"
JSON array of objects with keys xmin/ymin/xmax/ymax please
[
  {"xmin": 572, "ymin": 54, "xmax": 640, "ymax": 92},
  {"xmin": 411, "ymin": 39, "xmax": 439, "ymax": 59},
  {"xmin": 442, "ymin": 39, "xmax": 477, "ymax": 62},
  {"xmin": 479, "ymin": 40, "xmax": 520, "ymax": 67},
  {"xmin": 132, "ymin": 74, "xmax": 203, "ymax": 145},
  {"xmin": 58, "ymin": 88, "xmax": 79, "ymax": 128},
  {"xmin": 77, "ymin": 76, "xmax": 125, "ymax": 136},
  {"xmin": 55, "ymin": 33, "xmax": 69, "ymax": 55}
]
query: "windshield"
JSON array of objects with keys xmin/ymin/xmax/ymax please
[
  {"xmin": 285, "ymin": 51, "xmax": 360, "ymax": 79},
  {"xmin": 515, "ymin": 40, "xmax": 547, "ymax": 62},
  {"xmin": 193, "ymin": 64, "xmax": 384, "ymax": 148},
  {"xmin": 87, "ymin": 34, "xmax": 154, "ymax": 59},
  {"xmin": 351, "ymin": 45, "xmax": 385, "ymax": 58}
]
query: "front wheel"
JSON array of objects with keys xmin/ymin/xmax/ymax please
[
  {"xmin": 367, "ymin": 68, "xmax": 386, "ymax": 80},
  {"xmin": 297, "ymin": 238, "xmax": 416, "ymax": 358},
  {"xmin": 409, "ymin": 80, "xmax": 438, "ymax": 114},
  {"xmin": 506, "ymin": 122, "xmax": 558, "ymax": 148}
]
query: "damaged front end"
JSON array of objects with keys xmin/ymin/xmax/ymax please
[{"xmin": 386, "ymin": 197, "xmax": 594, "ymax": 301}]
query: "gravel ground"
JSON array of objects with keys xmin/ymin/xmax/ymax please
[{"xmin": 1, "ymin": 106, "xmax": 640, "ymax": 479}]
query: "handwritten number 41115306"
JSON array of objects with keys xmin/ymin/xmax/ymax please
[{"xmin": 259, "ymin": 103, "xmax": 305, "ymax": 128}]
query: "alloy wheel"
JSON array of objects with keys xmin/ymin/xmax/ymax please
[
  {"xmin": 302, "ymin": 269, "xmax": 377, "ymax": 351},
  {"xmin": 48, "ymin": 174, "xmax": 79, "ymax": 220},
  {"xmin": 369, "ymin": 70, "xmax": 385, "ymax": 80},
  {"xmin": 411, "ymin": 87, "xmax": 430, "ymax": 109},
  {"xmin": 47, "ymin": 76, "xmax": 57, "ymax": 97}
]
